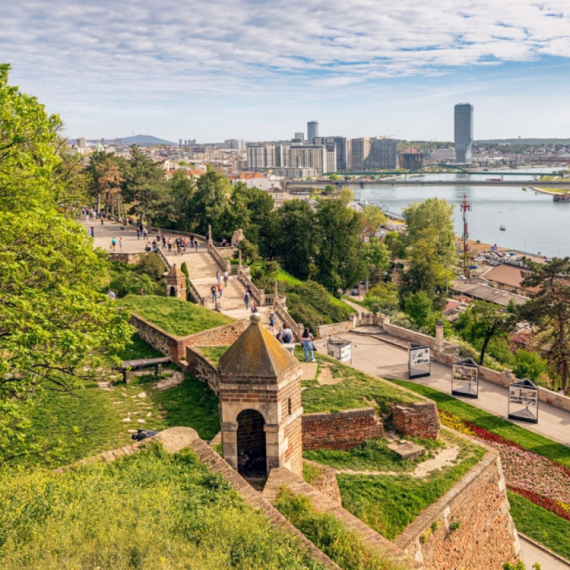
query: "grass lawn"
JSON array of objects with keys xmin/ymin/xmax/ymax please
[
  {"xmin": 300, "ymin": 353, "xmax": 420, "ymax": 415},
  {"xmin": 337, "ymin": 436, "xmax": 485, "ymax": 540},
  {"xmin": 116, "ymin": 331, "xmax": 164, "ymax": 361},
  {"xmin": 197, "ymin": 345, "xmax": 230, "ymax": 365},
  {"xmin": 119, "ymin": 295, "xmax": 233, "ymax": 337},
  {"xmin": 304, "ymin": 436, "xmax": 443, "ymax": 473},
  {"xmin": 508, "ymin": 491, "xmax": 570, "ymax": 561},
  {"xmin": 390, "ymin": 380, "xmax": 570, "ymax": 469},
  {"xmin": 0, "ymin": 445, "xmax": 325, "ymax": 570}
]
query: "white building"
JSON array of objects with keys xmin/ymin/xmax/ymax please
[{"xmin": 289, "ymin": 144, "xmax": 329, "ymax": 174}]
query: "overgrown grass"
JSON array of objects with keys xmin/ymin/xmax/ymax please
[
  {"xmin": 508, "ymin": 491, "xmax": 570, "ymax": 561},
  {"xmin": 337, "ymin": 438, "xmax": 486, "ymax": 539},
  {"xmin": 0, "ymin": 445, "xmax": 325, "ymax": 570},
  {"xmin": 274, "ymin": 489, "xmax": 405, "ymax": 570},
  {"xmin": 275, "ymin": 269, "xmax": 303, "ymax": 285},
  {"xmin": 116, "ymin": 331, "xmax": 164, "ymax": 361},
  {"xmin": 119, "ymin": 295, "xmax": 233, "ymax": 337},
  {"xmin": 304, "ymin": 436, "xmax": 443, "ymax": 473},
  {"xmin": 390, "ymin": 380, "xmax": 570, "ymax": 469},
  {"xmin": 303, "ymin": 461, "xmax": 324, "ymax": 484},
  {"xmin": 197, "ymin": 345, "xmax": 230, "ymax": 365},
  {"xmin": 300, "ymin": 353, "xmax": 420, "ymax": 414}
]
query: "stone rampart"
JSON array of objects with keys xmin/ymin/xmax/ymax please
[
  {"xmin": 391, "ymin": 401, "xmax": 440, "ymax": 440},
  {"xmin": 302, "ymin": 407, "xmax": 384, "ymax": 451},
  {"xmin": 185, "ymin": 346, "xmax": 220, "ymax": 393},
  {"xmin": 303, "ymin": 460, "xmax": 342, "ymax": 506},
  {"xmin": 394, "ymin": 441, "xmax": 521, "ymax": 569},
  {"xmin": 316, "ymin": 318, "xmax": 357, "ymax": 338},
  {"xmin": 185, "ymin": 320, "xmax": 247, "ymax": 347},
  {"xmin": 108, "ymin": 252, "xmax": 146, "ymax": 264}
]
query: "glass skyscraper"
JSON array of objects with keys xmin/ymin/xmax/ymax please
[{"xmin": 454, "ymin": 103, "xmax": 474, "ymax": 164}]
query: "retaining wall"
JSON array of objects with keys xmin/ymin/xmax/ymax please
[
  {"xmin": 302, "ymin": 407, "xmax": 384, "ymax": 451},
  {"xmin": 391, "ymin": 401, "xmax": 440, "ymax": 440},
  {"xmin": 108, "ymin": 252, "xmax": 145, "ymax": 264},
  {"xmin": 185, "ymin": 346, "xmax": 220, "ymax": 394},
  {"xmin": 394, "ymin": 442, "xmax": 521, "ymax": 569}
]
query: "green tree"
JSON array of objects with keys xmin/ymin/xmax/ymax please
[
  {"xmin": 188, "ymin": 169, "xmax": 230, "ymax": 236},
  {"xmin": 314, "ymin": 199, "xmax": 366, "ymax": 294},
  {"xmin": 520, "ymin": 257, "xmax": 570, "ymax": 392},
  {"xmin": 328, "ymin": 173, "xmax": 339, "ymax": 181},
  {"xmin": 384, "ymin": 231, "xmax": 407, "ymax": 261},
  {"xmin": 361, "ymin": 205, "xmax": 387, "ymax": 237},
  {"xmin": 338, "ymin": 187, "xmax": 355, "ymax": 205},
  {"xmin": 405, "ymin": 291, "xmax": 434, "ymax": 327},
  {"xmin": 513, "ymin": 349, "xmax": 547, "ymax": 383},
  {"xmin": 121, "ymin": 145, "xmax": 167, "ymax": 224},
  {"xmin": 457, "ymin": 301, "xmax": 515, "ymax": 366},
  {"xmin": 361, "ymin": 238, "xmax": 390, "ymax": 286},
  {"xmin": 274, "ymin": 200, "xmax": 317, "ymax": 280}
]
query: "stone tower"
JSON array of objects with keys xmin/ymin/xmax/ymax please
[
  {"xmin": 218, "ymin": 313, "xmax": 303, "ymax": 478},
  {"xmin": 164, "ymin": 264, "xmax": 187, "ymax": 299}
]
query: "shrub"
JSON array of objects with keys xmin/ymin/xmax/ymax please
[
  {"xmin": 136, "ymin": 252, "xmax": 165, "ymax": 281},
  {"xmin": 513, "ymin": 349, "xmax": 547, "ymax": 383},
  {"xmin": 109, "ymin": 271, "xmax": 159, "ymax": 298}
]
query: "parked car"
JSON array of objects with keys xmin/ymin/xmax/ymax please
[{"xmin": 351, "ymin": 288, "xmax": 360, "ymax": 296}]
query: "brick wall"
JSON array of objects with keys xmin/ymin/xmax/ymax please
[
  {"xmin": 395, "ymin": 445, "xmax": 521, "ymax": 569},
  {"xmin": 185, "ymin": 320, "xmax": 247, "ymax": 347},
  {"xmin": 185, "ymin": 346, "xmax": 220, "ymax": 393},
  {"xmin": 302, "ymin": 407, "xmax": 384, "ymax": 451},
  {"xmin": 391, "ymin": 401, "xmax": 440, "ymax": 440}
]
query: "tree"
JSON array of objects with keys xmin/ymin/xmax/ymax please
[
  {"xmin": 457, "ymin": 301, "xmax": 515, "ymax": 366},
  {"xmin": 121, "ymin": 145, "xmax": 167, "ymax": 224},
  {"xmin": 513, "ymin": 349, "xmax": 547, "ymax": 383},
  {"xmin": 520, "ymin": 257, "xmax": 570, "ymax": 392},
  {"xmin": 168, "ymin": 170, "xmax": 196, "ymax": 232},
  {"xmin": 361, "ymin": 238, "xmax": 390, "ymax": 287},
  {"xmin": 338, "ymin": 187, "xmax": 355, "ymax": 205},
  {"xmin": 273, "ymin": 200, "xmax": 317, "ymax": 280},
  {"xmin": 314, "ymin": 199, "xmax": 366, "ymax": 294},
  {"xmin": 188, "ymin": 169, "xmax": 230, "ymax": 236},
  {"xmin": 405, "ymin": 291, "xmax": 434, "ymax": 327},
  {"xmin": 384, "ymin": 231, "xmax": 407, "ymax": 261},
  {"xmin": 361, "ymin": 205, "xmax": 387, "ymax": 237}
]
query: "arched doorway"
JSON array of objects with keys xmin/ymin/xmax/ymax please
[
  {"xmin": 236, "ymin": 409, "xmax": 266, "ymax": 477},
  {"xmin": 169, "ymin": 286, "xmax": 176, "ymax": 297}
]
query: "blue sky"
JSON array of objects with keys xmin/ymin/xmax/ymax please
[{"xmin": 4, "ymin": 0, "xmax": 570, "ymax": 142}]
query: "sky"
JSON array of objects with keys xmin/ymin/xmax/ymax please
[{"xmin": 4, "ymin": 0, "xmax": 570, "ymax": 142}]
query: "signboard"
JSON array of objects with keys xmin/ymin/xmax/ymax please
[
  {"xmin": 327, "ymin": 338, "xmax": 352, "ymax": 364},
  {"xmin": 508, "ymin": 378, "xmax": 539, "ymax": 424},
  {"xmin": 451, "ymin": 357, "xmax": 479, "ymax": 399},
  {"xmin": 408, "ymin": 344, "xmax": 431, "ymax": 379}
]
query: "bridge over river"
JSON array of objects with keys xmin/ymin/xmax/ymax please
[{"xmin": 285, "ymin": 179, "xmax": 570, "ymax": 189}]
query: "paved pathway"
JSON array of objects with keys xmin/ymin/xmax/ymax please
[
  {"xmin": 315, "ymin": 332, "xmax": 570, "ymax": 447},
  {"xmin": 520, "ymin": 535, "xmax": 570, "ymax": 569}
]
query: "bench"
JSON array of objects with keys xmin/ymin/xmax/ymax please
[
  {"xmin": 120, "ymin": 357, "xmax": 172, "ymax": 383},
  {"xmin": 282, "ymin": 343, "xmax": 296, "ymax": 355}
]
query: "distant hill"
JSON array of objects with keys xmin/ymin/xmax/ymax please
[
  {"xmin": 476, "ymin": 138, "xmax": 570, "ymax": 145},
  {"xmin": 119, "ymin": 134, "xmax": 174, "ymax": 146}
]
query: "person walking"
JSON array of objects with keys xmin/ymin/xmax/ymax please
[
  {"xmin": 90, "ymin": 226, "xmax": 95, "ymax": 238},
  {"xmin": 110, "ymin": 237, "xmax": 117, "ymax": 251},
  {"xmin": 223, "ymin": 270, "xmax": 229, "ymax": 286},
  {"xmin": 211, "ymin": 284, "xmax": 217, "ymax": 303},
  {"xmin": 301, "ymin": 327, "xmax": 316, "ymax": 362},
  {"xmin": 216, "ymin": 271, "xmax": 221, "ymax": 285},
  {"xmin": 136, "ymin": 228, "xmax": 141, "ymax": 240},
  {"xmin": 277, "ymin": 323, "xmax": 293, "ymax": 344},
  {"xmin": 168, "ymin": 237, "xmax": 172, "ymax": 252},
  {"xmin": 119, "ymin": 238, "xmax": 123, "ymax": 252},
  {"xmin": 176, "ymin": 239, "xmax": 181, "ymax": 256},
  {"xmin": 243, "ymin": 291, "xmax": 250, "ymax": 310},
  {"xmin": 269, "ymin": 310, "xmax": 275, "ymax": 330},
  {"xmin": 217, "ymin": 283, "xmax": 223, "ymax": 299},
  {"xmin": 194, "ymin": 240, "xmax": 199, "ymax": 252},
  {"xmin": 162, "ymin": 235, "xmax": 166, "ymax": 249}
]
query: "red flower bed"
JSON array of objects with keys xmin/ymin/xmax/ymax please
[
  {"xmin": 464, "ymin": 421, "xmax": 524, "ymax": 450},
  {"xmin": 509, "ymin": 486, "xmax": 570, "ymax": 522}
]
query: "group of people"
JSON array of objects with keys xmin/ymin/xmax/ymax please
[
  {"xmin": 210, "ymin": 270, "xmax": 230, "ymax": 303},
  {"xmin": 142, "ymin": 230, "xmax": 202, "ymax": 256},
  {"xmin": 109, "ymin": 237, "xmax": 123, "ymax": 252}
]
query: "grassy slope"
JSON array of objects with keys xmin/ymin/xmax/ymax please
[
  {"xmin": 338, "ymin": 437, "xmax": 485, "ymax": 540},
  {"xmin": 508, "ymin": 491, "xmax": 570, "ymax": 561},
  {"xmin": 119, "ymin": 295, "xmax": 233, "ymax": 337},
  {"xmin": 0, "ymin": 446, "xmax": 324, "ymax": 570},
  {"xmin": 390, "ymin": 380, "xmax": 570, "ymax": 468},
  {"xmin": 197, "ymin": 345, "xmax": 230, "ymax": 365},
  {"xmin": 301, "ymin": 353, "xmax": 420, "ymax": 414}
]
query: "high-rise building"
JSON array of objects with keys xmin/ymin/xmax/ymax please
[
  {"xmin": 225, "ymin": 139, "xmax": 246, "ymax": 151},
  {"xmin": 314, "ymin": 136, "xmax": 351, "ymax": 172},
  {"xmin": 290, "ymin": 144, "xmax": 328, "ymax": 174},
  {"xmin": 364, "ymin": 139, "xmax": 398, "ymax": 170},
  {"xmin": 76, "ymin": 137, "xmax": 86, "ymax": 148},
  {"xmin": 454, "ymin": 103, "xmax": 474, "ymax": 164},
  {"xmin": 179, "ymin": 138, "xmax": 183, "ymax": 147},
  {"xmin": 307, "ymin": 120, "xmax": 319, "ymax": 144},
  {"xmin": 350, "ymin": 138, "xmax": 370, "ymax": 171},
  {"xmin": 294, "ymin": 132, "xmax": 304, "ymax": 141},
  {"xmin": 247, "ymin": 143, "xmax": 277, "ymax": 171},
  {"xmin": 399, "ymin": 150, "xmax": 424, "ymax": 170}
]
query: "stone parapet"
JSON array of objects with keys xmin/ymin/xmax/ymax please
[
  {"xmin": 185, "ymin": 346, "xmax": 220, "ymax": 393},
  {"xmin": 302, "ymin": 407, "xmax": 384, "ymax": 451},
  {"xmin": 391, "ymin": 401, "xmax": 440, "ymax": 440}
]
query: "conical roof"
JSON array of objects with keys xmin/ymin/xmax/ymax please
[
  {"xmin": 166, "ymin": 263, "xmax": 185, "ymax": 278},
  {"xmin": 219, "ymin": 314, "xmax": 300, "ymax": 382}
]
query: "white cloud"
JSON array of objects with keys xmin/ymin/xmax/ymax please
[{"xmin": 3, "ymin": 0, "xmax": 570, "ymax": 137}]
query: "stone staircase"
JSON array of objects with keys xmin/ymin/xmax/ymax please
[{"xmin": 165, "ymin": 249, "xmax": 273, "ymax": 329}]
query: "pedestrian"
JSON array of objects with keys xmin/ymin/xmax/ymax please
[
  {"xmin": 143, "ymin": 227, "xmax": 148, "ymax": 239},
  {"xmin": 277, "ymin": 323, "xmax": 293, "ymax": 344},
  {"xmin": 251, "ymin": 303, "xmax": 258, "ymax": 313},
  {"xmin": 90, "ymin": 226, "xmax": 95, "ymax": 238},
  {"xmin": 119, "ymin": 238, "xmax": 123, "ymax": 251},
  {"xmin": 211, "ymin": 284, "xmax": 217, "ymax": 303},
  {"xmin": 145, "ymin": 242, "xmax": 151, "ymax": 252},
  {"xmin": 223, "ymin": 270, "xmax": 229, "ymax": 286},
  {"xmin": 152, "ymin": 240, "xmax": 157, "ymax": 252},
  {"xmin": 217, "ymin": 283, "xmax": 223, "ymax": 299},
  {"xmin": 110, "ymin": 237, "xmax": 117, "ymax": 251},
  {"xmin": 190, "ymin": 234, "xmax": 195, "ymax": 248},
  {"xmin": 194, "ymin": 240, "xmax": 199, "ymax": 252},
  {"xmin": 101, "ymin": 217, "xmax": 104, "ymax": 226},
  {"xmin": 243, "ymin": 291, "xmax": 250, "ymax": 309},
  {"xmin": 168, "ymin": 237, "xmax": 172, "ymax": 251},
  {"xmin": 137, "ymin": 228, "xmax": 141, "ymax": 240},
  {"xmin": 107, "ymin": 289, "xmax": 116, "ymax": 301},
  {"xmin": 246, "ymin": 282, "xmax": 252, "ymax": 295},
  {"xmin": 216, "ymin": 271, "xmax": 221, "ymax": 285},
  {"xmin": 269, "ymin": 310, "xmax": 275, "ymax": 330},
  {"xmin": 176, "ymin": 239, "xmax": 181, "ymax": 255},
  {"xmin": 301, "ymin": 327, "xmax": 316, "ymax": 362},
  {"xmin": 162, "ymin": 235, "xmax": 166, "ymax": 249}
]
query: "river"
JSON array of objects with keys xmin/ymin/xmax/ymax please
[{"xmin": 356, "ymin": 169, "xmax": 570, "ymax": 258}]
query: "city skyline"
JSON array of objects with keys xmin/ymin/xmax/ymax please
[{"xmin": 4, "ymin": 0, "xmax": 570, "ymax": 141}]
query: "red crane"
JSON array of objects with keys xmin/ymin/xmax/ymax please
[{"xmin": 460, "ymin": 194, "xmax": 472, "ymax": 277}]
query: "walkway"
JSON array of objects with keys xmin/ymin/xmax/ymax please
[{"xmin": 314, "ymin": 332, "xmax": 570, "ymax": 447}]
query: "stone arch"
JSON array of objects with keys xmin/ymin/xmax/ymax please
[
  {"xmin": 169, "ymin": 286, "xmax": 176, "ymax": 297},
  {"xmin": 236, "ymin": 409, "xmax": 266, "ymax": 476}
]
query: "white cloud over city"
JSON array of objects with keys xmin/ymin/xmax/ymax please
[{"xmin": 3, "ymin": 0, "xmax": 570, "ymax": 139}]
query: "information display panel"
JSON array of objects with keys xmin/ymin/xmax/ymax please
[
  {"xmin": 451, "ymin": 357, "xmax": 479, "ymax": 399},
  {"xmin": 408, "ymin": 343, "xmax": 431, "ymax": 379},
  {"xmin": 508, "ymin": 378, "xmax": 539, "ymax": 424},
  {"xmin": 327, "ymin": 338, "xmax": 352, "ymax": 364}
]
